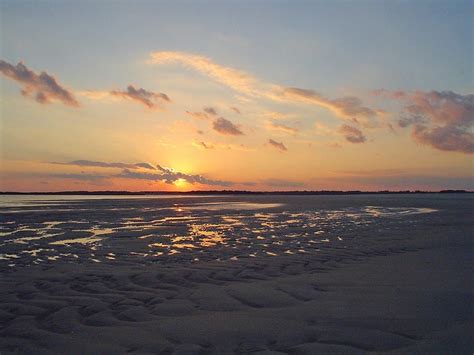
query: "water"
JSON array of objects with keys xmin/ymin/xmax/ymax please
[{"xmin": 0, "ymin": 194, "xmax": 471, "ymax": 269}]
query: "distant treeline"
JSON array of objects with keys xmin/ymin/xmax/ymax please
[{"xmin": 0, "ymin": 190, "xmax": 471, "ymax": 195}]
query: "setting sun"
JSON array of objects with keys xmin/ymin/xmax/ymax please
[{"xmin": 174, "ymin": 178, "xmax": 188, "ymax": 189}]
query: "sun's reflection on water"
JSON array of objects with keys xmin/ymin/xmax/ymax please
[{"xmin": 0, "ymin": 202, "xmax": 438, "ymax": 267}]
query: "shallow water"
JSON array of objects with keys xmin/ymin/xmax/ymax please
[{"xmin": 0, "ymin": 194, "xmax": 471, "ymax": 268}]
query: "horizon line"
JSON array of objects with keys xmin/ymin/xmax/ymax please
[{"xmin": 0, "ymin": 189, "xmax": 471, "ymax": 196}]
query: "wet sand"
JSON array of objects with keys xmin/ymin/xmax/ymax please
[{"xmin": 0, "ymin": 195, "xmax": 472, "ymax": 353}]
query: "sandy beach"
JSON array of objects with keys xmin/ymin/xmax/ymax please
[{"xmin": 0, "ymin": 194, "xmax": 472, "ymax": 354}]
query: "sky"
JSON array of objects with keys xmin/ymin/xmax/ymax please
[{"xmin": 0, "ymin": 0, "xmax": 472, "ymax": 192}]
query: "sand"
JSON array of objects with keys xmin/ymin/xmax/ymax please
[{"xmin": 0, "ymin": 194, "xmax": 472, "ymax": 353}]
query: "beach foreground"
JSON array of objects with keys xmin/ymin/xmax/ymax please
[{"xmin": 0, "ymin": 194, "xmax": 472, "ymax": 354}]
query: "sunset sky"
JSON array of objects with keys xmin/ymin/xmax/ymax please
[{"xmin": 1, "ymin": 0, "xmax": 472, "ymax": 192}]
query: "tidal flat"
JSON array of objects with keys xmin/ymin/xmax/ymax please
[{"xmin": 0, "ymin": 194, "xmax": 472, "ymax": 353}]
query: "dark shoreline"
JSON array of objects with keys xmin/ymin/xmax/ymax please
[{"xmin": 0, "ymin": 189, "xmax": 471, "ymax": 196}]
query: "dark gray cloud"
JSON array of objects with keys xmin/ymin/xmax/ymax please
[
  {"xmin": 110, "ymin": 85, "xmax": 170, "ymax": 109},
  {"xmin": 0, "ymin": 60, "xmax": 79, "ymax": 106},
  {"xmin": 203, "ymin": 106, "xmax": 218, "ymax": 116},
  {"xmin": 338, "ymin": 124, "xmax": 366, "ymax": 143},
  {"xmin": 268, "ymin": 139, "xmax": 287, "ymax": 151},
  {"xmin": 212, "ymin": 117, "xmax": 244, "ymax": 135},
  {"xmin": 118, "ymin": 167, "xmax": 232, "ymax": 187},
  {"xmin": 375, "ymin": 90, "xmax": 474, "ymax": 154},
  {"xmin": 51, "ymin": 160, "xmax": 157, "ymax": 170}
]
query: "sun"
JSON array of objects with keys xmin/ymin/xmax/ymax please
[{"xmin": 174, "ymin": 178, "xmax": 188, "ymax": 189}]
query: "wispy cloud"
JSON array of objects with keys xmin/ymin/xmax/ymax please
[
  {"xmin": 110, "ymin": 85, "xmax": 170, "ymax": 109},
  {"xmin": 231, "ymin": 106, "xmax": 241, "ymax": 114},
  {"xmin": 149, "ymin": 51, "xmax": 378, "ymax": 121},
  {"xmin": 338, "ymin": 124, "xmax": 366, "ymax": 143},
  {"xmin": 280, "ymin": 88, "xmax": 379, "ymax": 121},
  {"xmin": 191, "ymin": 140, "xmax": 253, "ymax": 151},
  {"xmin": 374, "ymin": 90, "xmax": 474, "ymax": 153},
  {"xmin": 212, "ymin": 117, "xmax": 244, "ymax": 136},
  {"xmin": 268, "ymin": 138, "xmax": 288, "ymax": 151},
  {"xmin": 149, "ymin": 51, "xmax": 262, "ymax": 97},
  {"xmin": 0, "ymin": 60, "xmax": 79, "ymax": 107},
  {"xmin": 51, "ymin": 160, "xmax": 157, "ymax": 170},
  {"xmin": 265, "ymin": 120, "xmax": 299, "ymax": 135},
  {"xmin": 186, "ymin": 110, "xmax": 211, "ymax": 120},
  {"xmin": 47, "ymin": 172, "xmax": 107, "ymax": 181}
]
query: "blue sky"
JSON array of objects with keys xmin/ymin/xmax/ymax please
[
  {"xmin": 2, "ymin": 0, "xmax": 471, "ymax": 91},
  {"xmin": 0, "ymin": 0, "xmax": 472, "ymax": 191}
]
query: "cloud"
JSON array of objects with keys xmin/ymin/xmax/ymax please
[
  {"xmin": 231, "ymin": 106, "xmax": 241, "ymax": 114},
  {"xmin": 268, "ymin": 139, "xmax": 287, "ymax": 151},
  {"xmin": 265, "ymin": 120, "xmax": 299, "ymax": 135},
  {"xmin": 0, "ymin": 60, "xmax": 79, "ymax": 107},
  {"xmin": 212, "ymin": 117, "xmax": 244, "ymax": 136},
  {"xmin": 50, "ymin": 159, "xmax": 233, "ymax": 187},
  {"xmin": 51, "ymin": 160, "xmax": 157, "ymax": 170},
  {"xmin": 186, "ymin": 106, "xmax": 218, "ymax": 121},
  {"xmin": 149, "ymin": 51, "xmax": 260, "ymax": 97},
  {"xmin": 186, "ymin": 110, "xmax": 210, "ymax": 120},
  {"xmin": 412, "ymin": 125, "xmax": 474, "ymax": 154},
  {"xmin": 185, "ymin": 110, "xmax": 210, "ymax": 120},
  {"xmin": 134, "ymin": 162, "xmax": 158, "ymax": 170},
  {"xmin": 192, "ymin": 140, "xmax": 253, "ymax": 151},
  {"xmin": 338, "ymin": 124, "xmax": 366, "ymax": 143},
  {"xmin": 260, "ymin": 111, "xmax": 297, "ymax": 120},
  {"xmin": 203, "ymin": 106, "xmax": 218, "ymax": 116},
  {"xmin": 375, "ymin": 90, "xmax": 474, "ymax": 153},
  {"xmin": 48, "ymin": 173, "xmax": 107, "ymax": 181},
  {"xmin": 398, "ymin": 116, "xmax": 424, "ymax": 128},
  {"xmin": 193, "ymin": 141, "xmax": 214, "ymax": 149},
  {"xmin": 118, "ymin": 167, "xmax": 232, "ymax": 186},
  {"xmin": 149, "ymin": 51, "xmax": 378, "ymax": 121},
  {"xmin": 110, "ymin": 85, "xmax": 170, "ymax": 109},
  {"xmin": 77, "ymin": 90, "xmax": 110, "ymax": 100},
  {"xmin": 280, "ymin": 87, "xmax": 378, "ymax": 121}
]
